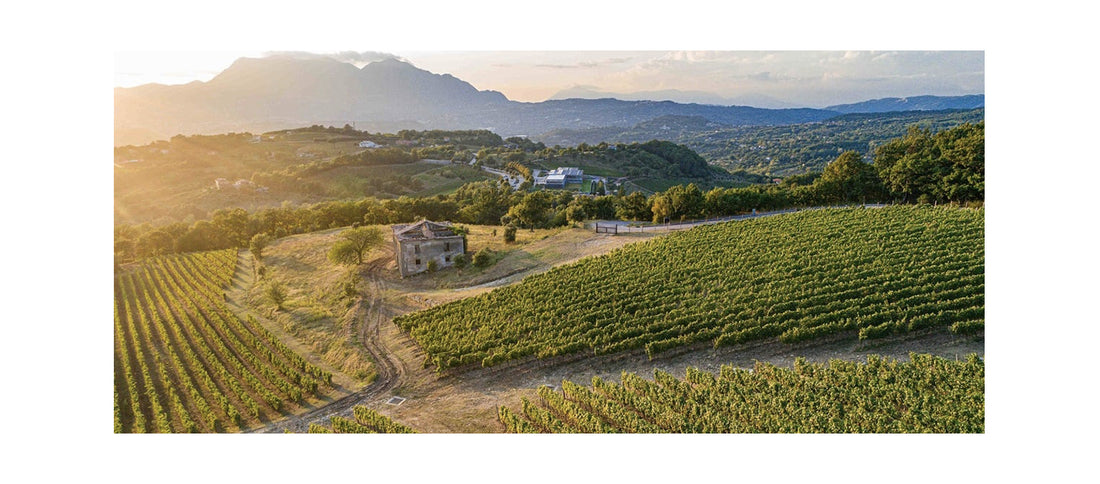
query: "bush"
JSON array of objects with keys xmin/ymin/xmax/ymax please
[
  {"xmin": 427, "ymin": 260, "xmax": 439, "ymax": 272},
  {"xmin": 503, "ymin": 225, "xmax": 517, "ymax": 243},
  {"xmin": 265, "ymin": 282, "xmax": 287, "ymax": 311},
  {"xmin": 453, "ymin": 253, "xmax": 468, "ymax": 268},
  {"xmin": 473, "ymin": 248, "xmax": 492, "ymax": 268}
]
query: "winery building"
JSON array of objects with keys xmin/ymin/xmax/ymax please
[{"xmin": 391, "ymin": 220, "xmax": 466, "ymax": 277}]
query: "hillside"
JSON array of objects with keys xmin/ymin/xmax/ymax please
[
  {"xmin": 114, "ymin": 249, "xmax": 340, "ymax": 433},
  {"xmin": 825, "ymin": 94, "xmax": 985, "ymax": 114},
  {"xmin": 395, "ymin": 206, "xmax": 984, "ymax": 371},
  {"xmin": 537, "ymin": 108, "xmax": 985, "ymax": 176},
  {"xmin": 115, "ymin": 56, "xmax": 840, "ymax": 146}
]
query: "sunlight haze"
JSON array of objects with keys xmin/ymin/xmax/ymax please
[{"xmin": 115, "ymin": 50, "xmax": 983, "ymax": 108}]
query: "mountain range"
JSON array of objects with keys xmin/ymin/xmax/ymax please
[
  {"xmin": 548, "ymin": 86, "xmax": 801, "ymax": 109},
  {"xmin": 824, "ymin": 95, "xmax": 985, "ymax": 114},
  {"xmin": 114, "ymin": 56, "xmax": 984, "ymax": 146}
]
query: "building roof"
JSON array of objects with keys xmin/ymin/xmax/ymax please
[
  {"xmin": 548, "ymin": 167, "xmax": 583, "ymax": 177},
  {"xmin": 392, "ymin": 220, "xmax": 460, "ymax": 241},
  {"xmin": 546, "ymin": 174, "xmax": 567, "ymax": 183}
]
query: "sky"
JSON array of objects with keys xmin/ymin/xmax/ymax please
[{"xmin": 115, "ymin": 50, "xmax": 984, "ymax": 108}]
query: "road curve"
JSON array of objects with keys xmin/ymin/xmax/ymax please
[{"xmin": 248, "ymin": 257, "xmax": 404, "ymax": 433}]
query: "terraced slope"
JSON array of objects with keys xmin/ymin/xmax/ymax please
[{"xmin": 395, "ymin": 206, "xmax": 984, "ymax": 371}]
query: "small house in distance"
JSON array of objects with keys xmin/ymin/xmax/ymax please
[{"xmin": 392, "ymin": 220, "xmax": 466, "ymax": 277}]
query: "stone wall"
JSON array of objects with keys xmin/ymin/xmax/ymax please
[{"xmin": 395, "ymin": 236, "xmax": 465, "ymax": 277}]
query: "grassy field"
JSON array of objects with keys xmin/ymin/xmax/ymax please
[
  {"xmin": 245, "ymin": 228, "xmax": 380, "ymax": 383},
  {"xmin": 407, "ymin": 165, "xmax": 493, "ymax": 198}
]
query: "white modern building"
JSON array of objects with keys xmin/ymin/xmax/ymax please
[{"xmin": 535, "ymin": 167, "xmax": 583, "ymax": 188}]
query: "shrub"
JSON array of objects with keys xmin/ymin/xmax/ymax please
[
  {"xmin": 453, "ymin": 253, "xmax": 468, "ymax": 268},
  {"xmin": 427, "ymin": 260, "xmax": 439, "ymax": 272},
  {"xmin": 265, "ymin": 282, "xmax": 287, "ymax": 310},
  {"xmin": 503, "ymin": 225, "xmax": 517, "ymax": 243},
  {"xmin": 473, "ymin": 248, "xmax": 492, "ymax": 268}
]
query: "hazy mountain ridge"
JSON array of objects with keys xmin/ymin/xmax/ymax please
[
  {"xmin": 549, "ymin": 86, "xmax": 800, "ymax": 109},
  {"xmin": 115, "ymin": 56, "xmax": 982, "ymax": 146},
  {"xmin": 824, "ymin": 95, "xmax": 984, "ymax": 114}
]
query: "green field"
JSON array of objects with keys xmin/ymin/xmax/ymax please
[
  {"xmin": 499, "ymin": 353, "xmax": 984, "ymax": 433},
  {"xmin": 394, "ymin": 206, "xmax": 984, "ymax": 371},
  {"xmin": 114, "ymin": 249, "xmax": 335, "ymax": 433},
  {"xmin": 305, "ymin": 406, "xmax": 416, "ymax": 433}
]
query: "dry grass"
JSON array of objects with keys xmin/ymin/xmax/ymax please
[
  {"xmin": 242, "ymin": 223, "xmax": 631, "ymax": 388},
  {"xmin": 247, "ymin": 227, "xmax": 378, "ymax": 385},
  {"xmin": 241, "ymin": 222, "xmax": 665, "ymax": 431}
]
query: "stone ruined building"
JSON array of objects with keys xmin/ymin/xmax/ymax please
[{"xmin": 391, "ymin": 220, "xmax": 466, "ymax": 277}]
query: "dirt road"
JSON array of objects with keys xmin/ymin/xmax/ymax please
[
  {"xmin": 240, "ymin": 225, "xmax": 983, "ymax": 433},
  {"xmin": 248, "ymin": 255, "xmax": 407, "ymax": 433}
]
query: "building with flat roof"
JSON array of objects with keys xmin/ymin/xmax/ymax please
[{"xmin": 535, "ymin": 167, "xmax": 583, "ymax": 188}]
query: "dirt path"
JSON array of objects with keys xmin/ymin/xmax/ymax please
[
  {"xmin": 232, "ymin": 226, "xmax": 984, "ymax": 433},
  {"xmin": 244, "ymin": 250, "xmax": 410, "ymax": 433}
]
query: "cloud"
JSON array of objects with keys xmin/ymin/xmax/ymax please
[
  {"xmin": 746, "ymin": 71, "xmax": 774, "ymax": 82},
  {"xmin": 536, "ymin": 63, "xmax": 585, "ymax": 69},
  {"xmin": 536, "ymin": 57, "xmax": 634, "ymax": 69},
  {"xmin": 262, "ymin": 50, "xmax": 404, "ymax": 66}
]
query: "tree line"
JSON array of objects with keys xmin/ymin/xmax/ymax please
[{"xmin": 115, "ymin": 123, "xmax": 982, "ymax": 263}]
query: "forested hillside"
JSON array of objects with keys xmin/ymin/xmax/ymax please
[
  {"xmin": 114, "ymin": 122, "xmax": 982, "ymax": 262},
  {"xmin": 537, "ymin": 108, "xmax": 984, "ymax": 176}
]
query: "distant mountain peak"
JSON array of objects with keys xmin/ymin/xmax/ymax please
[{"xmin": 825, "ymin": 94, "xmax": 984, "ymax": 114}]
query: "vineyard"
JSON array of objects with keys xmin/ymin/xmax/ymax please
[
  {"xmin": 113, "ymin": 249, "xmax": 334, "ymax": 433},
  {"xmin": 395, "ymin": 206, "xmax": 984, "ymax": 371},
  {"xmin": 499, "ymin": 353, "xmax": 984, "ymax": 433},
  {"xmin": 305, "ymin": 406, "xmax": 417, "ymax": 433}
]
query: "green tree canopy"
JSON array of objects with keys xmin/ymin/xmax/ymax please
[
  {"xmin": 328, "ymin": 226, "xmax": 384, "ymax": 265},
  {"xmin": 817, "ymin": 151, "xmax": 881, "ymax": 203}
]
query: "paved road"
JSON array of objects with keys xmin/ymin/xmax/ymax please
[{"xmin": 480, "ymin": 166, "xmax": 525, "ymax": 190}]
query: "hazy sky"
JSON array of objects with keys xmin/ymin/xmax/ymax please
[{"xmin": 115, "ymin": 50, "xmax": 983, "ymax": 108}]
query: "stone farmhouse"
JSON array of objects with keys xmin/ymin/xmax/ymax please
[{"xmin": 391, "ymin": 220, "xmax": 466, "ymax": 277}]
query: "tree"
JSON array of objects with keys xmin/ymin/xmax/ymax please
[
  {"xmin": 328, "ymin": 226, "xmax": 384, "ymax": 265},
  {"xmin": 266, "ymin": 282, "xmax": 287, "ymax": 311},
  {"xmin": 651, "ymin": 194, "xmax": 673, "ymax": 224},
  {"xmin": 249, "ymin": 233, "xmax": 272, "ymax": 261},
  {"xmin": 328, "ymin": 240, "xmax": 360, "ymax": 265},
  {"xmin": 666, "ymin": 184, "xmax": 705, "ymax": 220},
  {"xmin": 615, "ymin": 191, "xmax": 652, "ymax": 221},
  {"xmin": 565, "ymin": 204, "xmax": 587, "ymax": 226},
  {"xmin": 506, "ymin": 191, "xmax": 552, "ymax": 230},
  {"xmin": 817, "ymin": 151, "xmax": 881, "ymax": 203}
]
